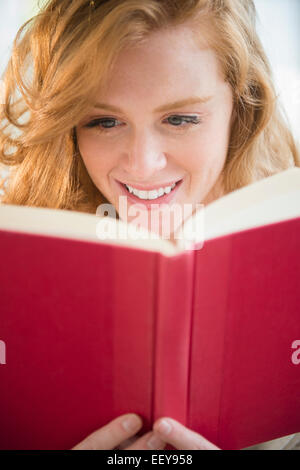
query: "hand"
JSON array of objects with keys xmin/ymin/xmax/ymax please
[
  {"xmin": 72, "ymin": 413, "xmax": 166, "ymax": 450},
  {"xmin": 152, "ymin": 417, "xmax": 220, "ymax": 450}
]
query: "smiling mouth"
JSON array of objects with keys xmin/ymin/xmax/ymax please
[{"xmin": 122, "ymin": 180, "xmax": 182, "ymax": 201}]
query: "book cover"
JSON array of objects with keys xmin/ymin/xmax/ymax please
[{"xmin": 0, "ymin": 168, "xmax": 300, "ymax": 450}]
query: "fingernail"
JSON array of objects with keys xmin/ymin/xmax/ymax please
[
  {"xmin": 147, "ymin": 433, "xmax": 165, "ymax": 449},
  {"xmin": 157, "ymin": 419, "xmax": 172, "ymax": 435},
  {"xmin": 122, "ymin": 414, "xmax": 140, "ymax": 432}
]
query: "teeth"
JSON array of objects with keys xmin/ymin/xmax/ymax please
[{"xmin": 125, "ymin": 183, "xmax": 177, "ymax": 200}]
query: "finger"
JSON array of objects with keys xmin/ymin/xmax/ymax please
[
  {"xmin": 125, "ymin": 431, "xmax": 166, "ymax": 450},
  {"xmin": 116, "ymin": 436, "xmax": 137, "ymax": 449},
  {"xmin": 153, "ymin": 418, "xmax": 220, "ymax": 450},
  {"xmin": 72, "ymin": 413, "xmax": 143, "ymax": 450}
]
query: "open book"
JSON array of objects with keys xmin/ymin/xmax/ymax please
[{"xmin": 0, "ymin": 167, "xmax": 300, "ymax": 450}]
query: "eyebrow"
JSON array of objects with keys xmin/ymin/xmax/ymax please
[{"xmin": 93, "ymin": 96, "xmax": 212, "ymax": 113}]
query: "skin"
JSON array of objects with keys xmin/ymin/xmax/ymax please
[
  {"xmin": 76, "ymin": 25, "xmax": 234, "ymax": 238},
  {"xmin": 72, "ymin": 413, "xmax": 220, "ymax": 450},
  {"xmin": 74, "ymin": 24, "xmax": 233, "ymax": 449}
]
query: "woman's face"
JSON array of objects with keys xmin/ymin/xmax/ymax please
[{"xmin": 76, "ymin": 25, "xmax": 234, "ymax": 237}]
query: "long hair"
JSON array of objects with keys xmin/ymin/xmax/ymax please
[{"xmin": 0, "ymin": 0, "xmax": 299, "ymax": 213}]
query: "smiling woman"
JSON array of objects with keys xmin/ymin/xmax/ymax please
[
  {"xmin": 75, "ymin": 28, "xmax": 234, "ymax": 229},
  {"xmin": 0, "ymin": 0, "xmax": 299, "ymax": 450}
]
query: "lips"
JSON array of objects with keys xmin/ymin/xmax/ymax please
[
  {"xmin": 118, "ymin": 179, "xmax": 182, "ymax": 191},
  {"xmin": 115, "ymin": 179, "xmax": 183, "ymax": 210}
]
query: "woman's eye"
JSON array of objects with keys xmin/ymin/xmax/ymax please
[
  {"xmin": 84, "ymin": 118, "xmax": 121, "ymax": 130},
  {"xmin": 166, "ymin": 115, "xmax": 201, "ymax": 127}
]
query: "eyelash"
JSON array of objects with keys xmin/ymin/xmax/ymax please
[{"xmin": 84, "ymin": 115, "xmax": 202, "ymax": 132}]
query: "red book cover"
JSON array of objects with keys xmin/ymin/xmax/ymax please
[
  {"xmin": 188, "ymin": 217, "xmax": 300, "ymax": 449},
  {"xmin": 0, "ymin": 229, "xmax": 161, "ymax": 449},
  {"xmin": 0, "ymin": 217, "xmax": 299, "ymax": 450},
  {"xmin": 0, "ymin": 167, "xmax": 300, "ymax": 450}
]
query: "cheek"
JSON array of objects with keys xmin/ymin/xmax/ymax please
[
  {"xmin": 176, "ymin": 126, "xmax": 228, "ymax": 173},
  {"xmin": 76, "ymin": 132, "xmax": 114, "ymax": 173},
  {"xmin": 195, "ymin": 113, "xmax": 232, "ymax": 168},
  {"xmin": 174, "ymin": 139, "xmax": 206, "ymax": 172}
]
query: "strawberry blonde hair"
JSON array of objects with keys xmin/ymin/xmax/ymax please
[{"xmin": 0, "ymin": 0, "xmax": 299, "ymax": 212}]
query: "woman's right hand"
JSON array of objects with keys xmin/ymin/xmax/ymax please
[{"xmin": 72, "ymin": 413, "xmax": 166, "ymax": 450}]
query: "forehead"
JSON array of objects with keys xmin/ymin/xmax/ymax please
[{"xmin": 98, "ymin": 25, "xmax": 224, "ymax": 103}]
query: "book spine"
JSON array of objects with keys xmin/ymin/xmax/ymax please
[{"xmin": 153, "ymin": 250, "xmax": 195, "ymax": 426}]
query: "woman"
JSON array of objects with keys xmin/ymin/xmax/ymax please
[{"xmin": 0, "ymin": 0, "xmax": 299, "ymax": 450}]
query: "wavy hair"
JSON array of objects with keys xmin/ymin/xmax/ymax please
[{"xmin": 0, "ymin": 0, "xmax": 299, "ymax": 213}]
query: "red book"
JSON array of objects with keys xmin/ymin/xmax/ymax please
[{"xmin": 0, "ymin": 168, "xmax": 300, "ymax": 450}]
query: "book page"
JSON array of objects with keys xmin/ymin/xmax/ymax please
[
  {"xmin": 1, "ymin": 168, "xmax": 300, "ymax": 256},
  {"xmin": 0, "ymin": 203, "xmax": 177, "ymax": 256},
  {"xmin": 201, "ymin": 167, "xmax": 300, "ymax": 242}
]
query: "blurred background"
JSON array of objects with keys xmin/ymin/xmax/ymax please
[
  {"xmin": 0, "ymin": 0, "xmax": 299, "ymax": 153},
  {"xmin": 255, "ymin": 0, "xmax": 300, "ymax": 142}
]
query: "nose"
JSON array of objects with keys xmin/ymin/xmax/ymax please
[{"xmin": 121, "ymin": 129, "xmax": 167, "ymax": 180}]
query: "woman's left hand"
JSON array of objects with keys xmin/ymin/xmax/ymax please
[{"xmin": 152, "ymin": 417, "xmax": 220, "ymax": 450}]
